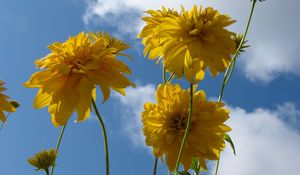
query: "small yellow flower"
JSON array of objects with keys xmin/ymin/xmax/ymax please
[
  {"xmin": 139, "ymin": 6, "xmax": 236, "ymax": 83},
  {"xmin": 142, "ymin": 83, "xmax": 231, "ymax": 171},
  {"xmin": 28, "ymin": 149, "xmax": 57, "ymax": 171},
  {"xmin": 0, "ymin": 80, "xmax": 16, "ymax": 123},
  {"xmin": 25, "ymin": 32, "xmax": 134, "ymax": 126}
]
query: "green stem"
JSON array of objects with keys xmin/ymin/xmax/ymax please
[
  {"xmin": 214, "ymin": 151, "xmax": 221, "ymax": 175},
  {"xmin": 163, "ymin": 65, "xmax": 167, "ymax": 84},
  {"xmin": 224, "ymin": 0, "xmax": 257, "ymax": 90},
  {"xmin": 92, "ymin": 98, "xmax": 109, "ymax": 175},
  {"xmin": 167, "ymin": 73, "xmax": 175, "ymax": 83},
  {"xmin": 151, "ymin": 64, "xmax": 166, "ymax": 175},
  {"xmin": 174, "ymin": 83, "xmax": 194, "ymax": 174},
  {"xmin": 50, "ymin": 124, "xmax": 67, "ymax": 175},
  {"xmin": 215, "ymin": 1, "xmax": 257, "ymax": 175},
  {"xmin": 45, "ymin": 168, "xmax": 50, "ymax": 175},
  {"xmin": 153, "ymin": 158, "xmax": 158, "ymax": 175}
]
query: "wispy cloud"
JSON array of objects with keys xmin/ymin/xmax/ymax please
[
  {"xmin": 112, "ymin": 84, "xmax": 300, "ymax": 174},
  {"xmin": 112, "ymin": 84, "xmax": 156, "ymax": 148}
]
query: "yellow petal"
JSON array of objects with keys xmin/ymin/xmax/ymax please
[
  {"xmin": 76, "ymin": 95, "xmax": 91, "ymax": 122},
  {"xmin": 99, "ymin": 83, "xmax": 110, "ymax": 103},
  {"xmin": 34, "ymin": 89, "xmax": 51, "ymax": 109},
  {"xmin": 0, "ymin": 112, "xmax": 6, "ymax": 123},
  {"xmin": 0, "ymin": 97, "xmax": 15, "ymax": 112}
]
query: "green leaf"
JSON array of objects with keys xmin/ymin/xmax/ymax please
[
  {"xmin": 179, "ymin": 171, "xmax": 191, "ymax": 175},
  {"xmin": 190, "ymin": 157, "xmax": 200, "ymax": 171},
  {"xmin": 224, "ymin": 134, "xmax": 236, "ymax": 155}
]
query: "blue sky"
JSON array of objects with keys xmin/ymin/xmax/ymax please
[{"xmin": 1, "ymin": 0, "xmax": 300, "ymax": 175}]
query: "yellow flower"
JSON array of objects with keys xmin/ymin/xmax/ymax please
[
  {"xmin": 139, "ymin": 6, "xmax": 236, "ymax": 83},
  {"xmin": 138, "ymin": 7, "xmax": 179, "ymax": 61},
  {"xmin": 0, "ymin": 80, "xmax": 16, "ymax": 123},
  {"xmin": 28, "ymin": 149, "xmax": 57, "ymax": 171},
  {"xmin": 142, "ymin": 83, "xmax": 231, "ymax": 171},
  {"xmin": 25, "ymin": 32, "xmax": 134, "ymax": 126}
]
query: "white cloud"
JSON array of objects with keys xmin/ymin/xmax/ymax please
[
  {"xmin": 83, "ymin": 0, "xmax": 247, "ymax": 34},
  {"xmin": 275, "ymin": 102, "xmax": 300, "ymax": 130},
  {"xmin": 112, "ymin": 84, "xmax": 156, "ymax": 147},
  {"xmin": 83, "ymin": 0, "xmax": 300, "ymax": 83},
  {"xmin": 112, "ymin": 85, "xmax": 300, "ymax": 175},
  {"xmin": 216, "ymin": 105, "xmax": 300, "ymax": 175},
  {"xmin": 239, "ymin": 0, "xmax": 300, "ymax": 82},
  {"xmin": 239, "ymin": 41, "xmax": 299, "ymax": 82}
]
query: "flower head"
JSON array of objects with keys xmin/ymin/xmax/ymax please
[
  {"xmin": 139, "ymin": 6, "xmax": 236, "ymax": 83},
  {"xmin": 233, "ymin": 33, "xmax": 250, "ymax": 56},
  {"xmin": 28, "ymin": 149, "xmax": 57, "ymax": 171},
  {"xmin": 25, "ymin": 32, "xmax": 134, "ymax": 126},
  {"xmin": 138, "ymin": 7, "xmax": 179, "ymax": 61},
  {"xmin": 0, "ymin": 80, "xmax": 16, "ymax": 123},
  {"xmin": 142, "ymin": 83, "xmax": 231, "ymax": 171}
]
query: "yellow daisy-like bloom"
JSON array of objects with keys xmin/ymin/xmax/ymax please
[
  {"xmin": 25, "ymin": 32, "xmax": 134, "ymax": 126},
  {"xmin": 142, "ymin": 83, "xmax": 231, "ymax": 171},
  {"xmin": 139, "ymin": 6, "xmax": 236, "ymax": 83},
  {"xmin": 0, "ymin": 80, "xmax": 16, "ymax": 123},
  {"xmin": 138, "ymin": 7, "xmax": 179, "ymax": 61}
]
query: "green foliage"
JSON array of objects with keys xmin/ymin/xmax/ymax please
[
  {"xmin": 179, "ymin": 171, "xmax": 191, "ymax": 175},
  {"xmin": 224, "ymin": 134, "xmax": 236, "ymax": 155}
]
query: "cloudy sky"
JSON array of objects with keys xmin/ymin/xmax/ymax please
[{"xmin": 0, "ymin": 0, "xmax": 300, "ymax": 175}]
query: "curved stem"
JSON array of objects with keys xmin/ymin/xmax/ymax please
[
  {"xmin": 223, "ymin": 0, "xmax": 257, "ymax": 89},
  {"xmin": 92, "ymin": 98, "xmax": 109, "ymax": 175},
  {"xmin": 153, "ymin": 158, "xmax": 158, "ymax": 175},
  {"xmin": 215, "ymin": 1, "xmax": 257, "ymax": 175},
  {"xmin": 50, "ymin": 124, "xmax": 67, "ymax": 175},
  {"xmin": 174, "ymin": 83, "xmax": 194, "ymax": 174}
]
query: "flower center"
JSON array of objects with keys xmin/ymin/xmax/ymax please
[
  {"xmin": 169, "ymin": 113, "xmax": 187, "ymax": 131},
  {"xmin": 68, "ymin": 60, "xmax": 86, "ymax": 75}
]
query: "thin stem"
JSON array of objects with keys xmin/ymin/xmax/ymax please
[
  {"xmin": 224, "ymin": 0, "xmax": 257, "ymax": 89},
  {"xmin": 214, "ymin": 151, "xmax": 221, "ymax": 175},
  {"xmin": 224, "ymin": 58, "xmax": 236, "ymax": 86},
  {"xmin": 50, "ymin": 124, "xmax": 67, "ymax": 175},
  {"xmin": 45, "ymin": 168, "xmax": 50, "ymax": 175},
  {"xmin": 153, "ymin": 158, "xmax": 158, "ymax": 175},
  {"xmin": 174, "ymin": 83, "xmax": 194, "ymax": 174},
  {"xmin": 167, "ymin": 73, "xmax": 175, "ymax": 83},
  {"xmin": 163, "ymin": 65, "xmax": 167, "ymax": 84},
  {"xmin": 92, "ymin": 98, "xmax": 109, "ymax": 175},
  {"xmin": 0, "ymin": 112, "xmax": 10, "ymax": 131},
  {"xmin": 151, "ymin": 64, "xmax": 166, "ymax": 175},
  {"xmin": 215, "ymin": 1, "xmax": 257, "ymax": 175}
]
